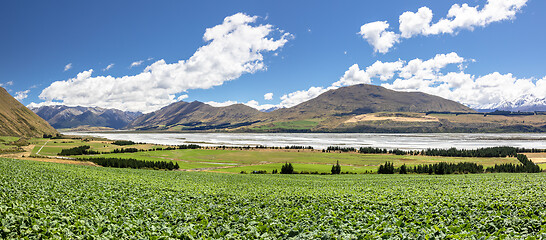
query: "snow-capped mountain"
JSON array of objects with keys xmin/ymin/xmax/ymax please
[
  {"xmin": 30, "ymin": 105, "xmax": 142, "ymax": 129},
  {"xmin": 477, "ymin": 95, "xmax": 546, "ymax": 112}
]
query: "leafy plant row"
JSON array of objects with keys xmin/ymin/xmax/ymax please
[{"xmin": 2, "ymin": 158, "xmax": 546, "ymax": 239}]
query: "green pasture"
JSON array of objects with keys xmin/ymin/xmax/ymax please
[
  {"xmin": 12, "ymin": 135, "xmax": 523, "ymax": 173},
  {"xmin": 29, "ymin": 137, "xmax": 159, "ymax": 156},
  {"xmin": 75, "ymin": 148, "xmax": 519, "ymax": 172},
  {"xmin": 212, "ymin": 162, "xmax": 378, "ymax": 174},
  {"xmin": 0, "ymin": 136, "xmax": 20, "ymax": 150}
]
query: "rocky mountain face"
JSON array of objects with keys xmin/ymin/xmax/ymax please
[
  {"xmin": 0, "ymin": 87, "xmax": 57, "ymax": 137},
  {"xmin": 31, "ymin": 105, "xmax": 142, "ymax": 129}
]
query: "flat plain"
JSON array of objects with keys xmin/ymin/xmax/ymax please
[{"xmin": 22, "ymin": 137, "xmax": 522, "ymax": 173}]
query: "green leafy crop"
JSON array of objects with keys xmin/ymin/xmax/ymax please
[{"xmin": 1, "ymin": 158, "xmax": 545, "ymax": 239}]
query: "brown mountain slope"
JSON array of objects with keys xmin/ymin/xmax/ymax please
[
  {"xmin": 268, "ymin": 84, "xmax": 474, "ymax": 120},
  {"xmin": 127, "ymin": 84, "xmax": 477, "ymax": 132},
  {"xmin": 126, "ymin": 101, "xmax": 262, "ymax": 130},
  {"xmin": 0, "ymin": 87, "xmax": 57, "ymax": 137}
]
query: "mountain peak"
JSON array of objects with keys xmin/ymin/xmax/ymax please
[
  {"xmin": 478, "ymin": 94, "xmax": 546, "ymax": 112},
  {"xmin": 31, "ymin": 105, "xmax": 143, "ymax": 129}
]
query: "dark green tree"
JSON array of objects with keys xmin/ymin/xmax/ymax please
[
  {"xmin": 378, "ymin": 162, "xmax": 395, "ymax": 174},
  {"xmin": 399, "ymin": 164, "xmax": 407, "ymax": 174},
  {"xmin": 281, "ymin": 162, "xmax": 294, "ymax": 174},
  {"xmin": 331, "ymin": 160, "xmax": 341, "ymax": 174}
]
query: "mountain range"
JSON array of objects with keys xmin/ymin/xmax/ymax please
[
  {"xmin": 126, "ymin": 84, "xmax": 478, "ymax": 132},
  {"xmin": 31, "ymin": 105, "xmax": 142, "ymax": 130},
  {"xmin": 24, "ymin": 84, "xmax": 546, "ymax": 133},
  {"xmin": 477, "ymin": 94, "xmax": 546, "ymax": 112},
  {"xmin": 0, "ymin": 87, "xmax": 57, "ymax": 137},
  {"xmin": 127, "ymin": 101, "xmax": 261, "ymax": 131}
]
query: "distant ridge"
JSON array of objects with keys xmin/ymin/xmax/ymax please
[
  {"xmin": 31, "ymin": 105, "xmax": 142, "ymax": 129},
  {"xmin": 0, "ymin": 87, "xmax": 57, "ymax": 137},
  {"xmin": 126, "ymin": 101, "xmax": 262, "ymax": 130}
]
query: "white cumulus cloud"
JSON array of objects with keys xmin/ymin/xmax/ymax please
[
  {"xmin": 359, "ymin": 21, "xmax": 399, "ymax": 54},
  {"xmin": 206, "ymin": 100, "xmax": 239, "ymax": 107},
  {"xmin": 14, "ymin": 90, "xmax": 30, "ymax": 101},
  {"xmin": 360, "ymin": 0, "xmax": 528, "ymax": 53},
  {"xmin": 34, "ymin": 13, "xmax": 291, "ymax": 113},
  {"xmin": 273, "ymin": 52, "xmax": 545, "ymax": 111},
  {"xmin": 264, "ymin": 92, "xmax": 273, "ymax": 100},
  {"xmin": 279, "ymin": 86, "xmax": 331, "ymax": 108},
  {"xmin": 206, "ymin": 100, "xmax": 276, "ymax": 111},
  {"xmin": 201, "ymin": 51, "xmax": 545, "ymax": 112}
]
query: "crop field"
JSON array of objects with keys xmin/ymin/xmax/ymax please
[{"xmin": 1, "ymin": 157, "xmax": 545, "ymax": 239}]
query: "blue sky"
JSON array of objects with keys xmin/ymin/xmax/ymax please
[{"xmin": 1, "ymin": 0, "xmax": 545, "ymax": 112}]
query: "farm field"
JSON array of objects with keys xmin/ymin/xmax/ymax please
[
  {"xmin": 0, "ymin": 136, "xmax": 20, "ymax": 150},
  {"xmin": 1, "ymin": 157, "xmax": 545, "ymax": 238},
  {"xmin": 3, "ymin": 136, "xmax": 522, "ymax": 173},
  {"xmin": 76, "ymin": 148, "xmax": 521, "ymax": 173},
  {"xmin": 29, "ymin": 138, "xmax": 159, "ymax": 156}
]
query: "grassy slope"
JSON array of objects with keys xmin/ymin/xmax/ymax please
[
  {"xmin": 1, "ymin": 158, "xmax": 546, "ymax": 238},
  {"xmin": 251, "ymin": 120, "xmax": 320, "ymax": 130},
  {"xmin": 0, "ymin": 87, "xmax": 57, "ymax": 137}
]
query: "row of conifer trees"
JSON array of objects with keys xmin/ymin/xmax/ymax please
[
  {"xmin": 378, "ymin": 153, "xmax": 541, "ymax": 174},
  {"xmin": 486, "ymin": 154, "xmax": 541, "ymax": 173},
  {"xmin": 356, "ymin": 146, "xmax": 545, "ymax": 157},
  {"xmin": 85, "ymin": 157, "xmax": 180, "ymax": 170}
]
